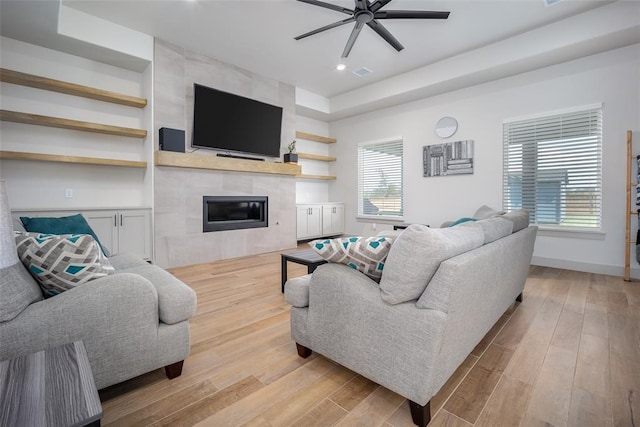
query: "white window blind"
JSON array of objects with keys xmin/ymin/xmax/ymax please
[
  {"xmin": 503, "ymin": 106, "xmax": 602, "ymax": 229},
  {"xmin": 358, "ymin": 138, "xmax": 403, "ymax": 219}
]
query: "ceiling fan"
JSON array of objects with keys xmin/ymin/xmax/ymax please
[{"xmin": 294, "ymin": 0, "xmax": 450, "ymax": 58}]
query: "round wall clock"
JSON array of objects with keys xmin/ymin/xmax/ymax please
[{"xmin": 435, "ymin": 116, "xmax": 458, "ymax": 138}]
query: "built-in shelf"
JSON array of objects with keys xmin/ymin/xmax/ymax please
[
  {"xmin": 155, "ymin": 151, "xmax": 301, "ymax": 176},
  {"xmin": 0, "ymin": 151, "xmax": 147, "ymax": 168},
  {"xmin": 297, "ymin": 152, "xmax": 337, "ymax": 162},
  {"xmin": 297, "ymin": 174, "xmax": 337, "ymax": 180},
  {"xmin": 295, "ymin": 131, "xmax": 337, "ymax": 144},
  {"xmin": 0, "ymin": 68, "xmax": 147, "ymax": 108},
  {"xmin": 0, "ymin": 110, "xmax": 147, "ymax": 139}
]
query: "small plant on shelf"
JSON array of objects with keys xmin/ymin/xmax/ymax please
[{"xmin": 284, "ymin": 140, "xmax": 298, "ymax": 163}]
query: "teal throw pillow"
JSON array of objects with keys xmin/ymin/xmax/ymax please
[
  {"xmin": 20, "ymin": 214, "xmax": 108, "ymax": 255},
  {"xmin": 449, "ymin": 217, "xmax": 477, "ymax": 227}
]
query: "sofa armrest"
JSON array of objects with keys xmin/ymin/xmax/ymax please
[
  {"xmin": 0, "ymin": 273, "xmax": 159, "ymax": 361},
  {"xmin": 113, "ymin": 265, "xmax": 197, "ymax": 325}
]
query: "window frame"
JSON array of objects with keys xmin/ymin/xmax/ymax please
[
  {"xmin": 357, "ymin": 136, "xmax": 404, "ymax": 222},
  {"xmin": 502, "ymin": 104, "xmax": 603, "ymax": 235}
]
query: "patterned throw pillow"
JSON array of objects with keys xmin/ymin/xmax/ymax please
[
  {"xmin": 14, "ymin": 232, "xmax": 115, "ymax": 297},
  {"xmin": 309, "ymin": 236, "xmax": 394, "ymax": 280}
]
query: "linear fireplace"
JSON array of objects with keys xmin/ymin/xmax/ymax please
[{"xmin": 203, "ymin": 196, "xmax": 268, "ymax": 232}]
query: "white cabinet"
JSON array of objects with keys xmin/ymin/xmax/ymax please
[
  {"xmin": 296, "ymin": 202, "xmax": 344, "ymax": 240},
  {"xmin": 322, "ymin": 204, "xmax": 345, "ymax": 236},
  {"xmin": 83, "ymin": 209, "xmax": 152, "ymax": 259},
  {"xmin": 297, "ymin": 204, "xmax": 322, "ymax": 240}
]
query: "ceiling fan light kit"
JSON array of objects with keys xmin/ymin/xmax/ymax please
[{"xmin": 295, "ymin": 0, "xmax": 450, "ymax": 58}]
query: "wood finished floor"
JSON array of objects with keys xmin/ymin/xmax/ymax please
[{"xmin": 99, "ymin": 247, "xmax": 640, "ymax": 427}]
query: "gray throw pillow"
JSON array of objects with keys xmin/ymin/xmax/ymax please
[
  {"xmin": 473, "ymin": 205, "xmax": 504, "ymax": 220},
  {"xmin": 476, "ymin": 217, "xmax": 513, "ymax": 244},
  {"xmin": 379, "ymin": 224, "xmax": 485, "ymax": 304},
  {"xmin": 502, "ymin": 209, "xmax": 530, "ymax": 233}
]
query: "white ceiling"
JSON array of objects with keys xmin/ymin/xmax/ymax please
[{"xmin": 1, "ymin": 0, "xmax": 638, "ymax": 120}]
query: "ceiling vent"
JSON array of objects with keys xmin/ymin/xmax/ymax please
[{"xmin": 352, "ymin": 67, "xmax": 373, "ymax": 77}]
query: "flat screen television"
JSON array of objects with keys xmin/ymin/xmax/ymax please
[{"xmin": 192, "ymin": 83, "xmax": 283, "ymax": 158}]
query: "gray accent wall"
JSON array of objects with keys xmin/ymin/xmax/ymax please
[{"xmin": 154, "ymin": 39, "xmax": 297, "ymax": 268}]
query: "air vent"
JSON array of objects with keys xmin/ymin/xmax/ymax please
[{"xmin": 352, "ymin": 67, "xmax": 373, "ymax": 77}]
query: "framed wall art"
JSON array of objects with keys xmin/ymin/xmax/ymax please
[{"xmin": 423, "ymin": 140, "xmax": 474, "ymax": 177}]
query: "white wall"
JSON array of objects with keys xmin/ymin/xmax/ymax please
[
  {"xmin": 295, "ymin": 115, "xmax": 333, "ymax": 203},
  {"xmin": 329, "ymin": 43, "xmax": 640, "ymax": 277},
  {"xmin": 0, "ymin": 37, "xmax": 153, "ymax": 209}
]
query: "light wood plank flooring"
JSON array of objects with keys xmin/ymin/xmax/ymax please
[{"xmin": 99, "ymin": 247, "xmax": 640, "ymax": 426}]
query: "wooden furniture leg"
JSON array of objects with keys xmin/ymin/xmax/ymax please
[
  {"xmin": 409, "ymin": 400, "xmax": 431, "ymax": 427},
  {"xmin": 164, "ymin": 360, "xmax": 184, "ymax": 379},
  {"xmin": 296, "ymin": 343, "xmax": 312, "ymax": 358}
]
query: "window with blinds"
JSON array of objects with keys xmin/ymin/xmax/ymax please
[
  {"xmin": 503, "ymin": 105, "xmax": 602, "ymax": 229},
  {"xmin": 358, "ymin": 138, "xmax": 403, "ymax": 219}
]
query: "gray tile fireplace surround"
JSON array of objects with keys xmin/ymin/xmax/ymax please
[{"xmin": 154, "ymin": 167, "xmax": 297, "ymax": 268}]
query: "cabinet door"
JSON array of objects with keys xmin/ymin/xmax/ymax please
[
  {"xmin": 307, "ymin": 206, "xmax": 322, "ymax": 238},
  {"xmin": 119, "ymin": 210, "xmax": 151, "ymax": 260},
  {"xmin": 83, "ymin": 210, "xmax": 118, "ymax": 255},
  {"xmin": 297, "ymin": 207, "xmax": 310, "ymax": 239},
  {"xmin": 331, "ymin": 204, "xmax": 345, "ymax": 234},
  {"xmin": 322, "ymin": 204, "xmax": 344, "ymax": 235}
]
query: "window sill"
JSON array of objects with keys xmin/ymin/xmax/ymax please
[
  {"xmin": 537, "ymin": 226, "xmax": 605, "ymax": 240},
  {"xmin": 357, "ymin": 215, "xmax": 405, "ymax": 223}
]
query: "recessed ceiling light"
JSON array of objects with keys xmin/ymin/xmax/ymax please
[{"xmin": 336, "ymin": 63, "xmax": 346, "ymax": 71}]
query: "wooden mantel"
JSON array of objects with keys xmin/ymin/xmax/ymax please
[{"xmin": 155, "ymin": 151, "xmax": 301, "ymax": 176}]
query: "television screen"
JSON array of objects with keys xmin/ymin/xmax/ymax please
[{"xmin": 192, "ymin": 83, "xmax": 283, "ymax": 158}]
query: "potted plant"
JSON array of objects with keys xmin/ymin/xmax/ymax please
[{"xmin": 284, "ymin": 140, "xmax": 298, "ymax": 163}]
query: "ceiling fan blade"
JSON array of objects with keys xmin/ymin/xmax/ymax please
[
  {"xmin": 369, "ymin": 0, "xmax": 392, "ymax": 13},
  {"xmin": 367, "ymin": 19, "xmax": 403, "ymax": 51},
  {"xmin": 295, "ymin": 17, "xmax": 355, "ymax": 40},
  {"xmin": 297, "ymin": 0, "xmax": 353, "ymax": 15},
  {"xmin": 355, "ymin": 0, "xmax": 369, "ymax": 11},
  {"xmin": 374, "ymin": 10, "xmax": 450, "ymax": 19},
  {"xmin": 342, "ymin": 21, "xmax": 366, "ymax": 58}
]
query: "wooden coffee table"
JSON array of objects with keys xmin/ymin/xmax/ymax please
[
  {"xmin": 281, "ymin": 249, "xmax": 327, "ymax": 293},
  {"xmin": 0, "ymin": 341, "xmax": 103, "ymax": 427}
]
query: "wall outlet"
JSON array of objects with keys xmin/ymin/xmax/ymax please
[
  {"xmin": 372, "ymin": 223, "xmax": 377, "ymax": 230},
  {"xmin": 65, "ymin": 188, "xmax": 73, "ymax": 198}
]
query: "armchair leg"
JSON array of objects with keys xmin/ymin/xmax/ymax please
[
  {"xmin": 516, "ymin": 292, "xmax": 523, "ymax": 302},
  {"xmin": 164, "ymin": 360, "xmax": 184, "ymax": 379},
  {"xmin": 409, "ymin": 400, "xmax": 431, "ymax": 427},
  {"xmin": 296, "ymin": 343, "xmax": 312, "ymax": 358}
]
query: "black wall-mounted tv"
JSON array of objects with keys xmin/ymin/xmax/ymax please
[{"xmin": 192, "ymin": 83, "xmax": 283, "ymax": 158}]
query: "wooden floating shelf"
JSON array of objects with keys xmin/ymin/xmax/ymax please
[
  {"xmin": 0, "ymin": 110, "xmax": 147, "ymax": 139},
  {"xmin": 0, "ymin": 68, "xmax": 147, "ymax": 108},
  {"xmin": 155, "ymin": 151, "xmax": 301, "ymax": 176},
  {"xmin": 295, "ymin": 131, "xmax": 337, "ymax": 144},
  {"xmin": 0, "ymin": 151, "xmax": 147, "ymax": 168},
  {"xmin": 297, "ymin": 174, "xmax": 337, "ymax": 180},
  {"xmin": 297, "ymin": 152, "xmax": 336, "ymax": 162}
]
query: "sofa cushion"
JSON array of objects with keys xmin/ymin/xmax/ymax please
[
  {"xmin": 284, "ymin": 274, "xmax": 312, "ymax": 308},
  {"xmin": 309, "ymin": 236, "xmax": 393, "ymax": 280},
  {"xmin": 473, "ymin": 205, "xmax": 503, "ymax": 220},
  {"xmin": 14, "ymin": 232, "xmax": 114, "ymax": 297},
  {"xmin": 0, "ymin": 261, "xmax": 43, "ymax": 322},
  {"xmin": 108, "ymin": 253, "xmax": 150, "ymax": 270},
  {"xmin": 502, "ymin": 209, "xmax": 530, "ymax": 232},
  {"xmin": 20, "ymin": 214, "xmax": 108, "ymax": 255},
  {"xmin": 476, "ymin": 217, "xmax": 513, "ymax": 244},
  {"xmin": 379, "ymin": 224, "xmax": 485, "ymax": 304}
]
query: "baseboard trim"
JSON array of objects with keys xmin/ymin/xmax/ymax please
[{"xmin": 532, "ymin": 256, "xmax": 640, "ymax": 279}]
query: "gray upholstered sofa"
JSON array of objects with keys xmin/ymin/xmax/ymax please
[
  {"xmin": 285, "ymin": 211, "xmax": 537, "ymax": 426},
  {"xmin": 0, "ymin": 252, "xmax": 197, "ymax": 390},
  {"xmin": 0, "ymin": 183, "xmax": 197, "ymax": 390}
]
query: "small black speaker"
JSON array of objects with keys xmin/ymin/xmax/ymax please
[{"xmin": 159, "ymin": 127, "xmax": 185, "ymax": 153}]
